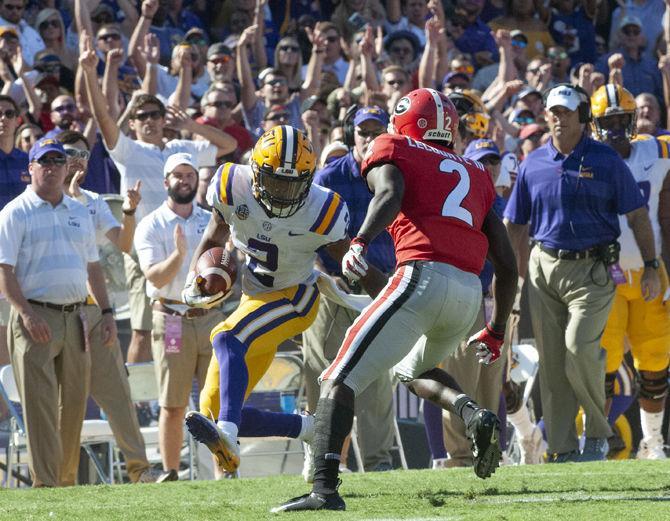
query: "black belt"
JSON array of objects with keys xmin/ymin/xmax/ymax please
[
  {"xmin": 535, "ymin": 242, "xmax": 599, "ymax": 261},
  {"xmin": 28, "ymin": 299, "xmax": 84, "ymax": 312}
]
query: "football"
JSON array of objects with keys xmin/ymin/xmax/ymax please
[{"xmin": 195, "ymin": 247, "xmax": 237, "ymax": 296}]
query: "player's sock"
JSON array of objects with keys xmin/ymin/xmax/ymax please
[
  {"xmin": 508, "ymin": 407, "xmax": 535, "ymax": 439},
  {"xmin": 311, "ymin": 397, "xmax": 354, "ymax": 496},
  {"xmin": 238, "ymin": 406, "xmax": 302, "ymax": 438},
  {"xmin": 212, "ymin": 332, "xmax": 248, "ymax": 426},
  {"xmin": 640, "ymin": 408, "xmax": 664, "ymax": 441},
  {"xmin": 454, "ymin": 394, "xmax": 480, "ymax": 425},
  {"xmin": 423, "ymin": 399, "xmax": 447, "ymax": 459}
]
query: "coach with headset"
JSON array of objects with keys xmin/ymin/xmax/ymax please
[
  {"xmin": 503, "ymin": 84, "xmax": 661, "ymax": 463},
  {"xmin": 301, "ymin": 106, "xmax": 397, "ymax": 475}
]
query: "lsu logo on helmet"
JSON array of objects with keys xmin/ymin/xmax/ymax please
[{"xmin": 250, "ymin": 126, "xmax": 316, "ymax": 218}]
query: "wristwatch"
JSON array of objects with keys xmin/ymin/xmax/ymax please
[{"xmin": 644, "ymin": 258, "xmax": 660, "ymax": 269}]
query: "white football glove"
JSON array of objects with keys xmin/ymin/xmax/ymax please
[
  {"xmin": 341, "ymin": 238, "xmax": 369, "ymax": 282},
  {"xmin": 181, "ymin": 271, "xmax": 228, "ymax": 309}
]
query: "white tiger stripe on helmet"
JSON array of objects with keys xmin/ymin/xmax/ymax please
[{"xmin": 283, "ymin": 125, "xmax": 295, "ymax": 171}]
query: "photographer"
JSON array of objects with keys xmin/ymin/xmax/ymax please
[{"xmin": 503, "ymin": 84, "xmax": 660, "ymax": 463}]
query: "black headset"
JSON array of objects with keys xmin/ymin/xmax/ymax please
[
  {"xmin": 342, "ymin": 104, "xmax": 359, "ymax": 149},
  {"xmin": 542, "ymin": 83, "xmax": 592, "ymax": 124}
]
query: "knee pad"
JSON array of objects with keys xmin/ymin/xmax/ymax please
[
  {"xmin": 605, "ymin": 372, "xmax": 617, "ymax": 399},
  {"xmin": 639, "ymin": 369, "xmax": 669, "ymax": 401}
]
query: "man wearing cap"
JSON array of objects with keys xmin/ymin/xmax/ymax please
[
  {"xmin": 595, "ymin": 15, "xmax": 662, "ymax": 98},
  {"xmin": 302, "ymin": 106, "xmax": 397, "ymax": 476},
  {"xmin": 472, "ymin": 29, "xmax": 530, "ymax": 93},
  {"xmin": 206, "ymin": 42, "xmax": 235, "ymax": 84},
  {"xmin": 134, "ymin": 152, "xmax": 223, "ymax": 481},
  {"xmin": 0, "ymin": 0, "xmax": 44, "ymax": 65},
  {"xmin": 0, "ymin": 138, "xmax": 115, "ymax": 486},
  {"xmin": 504, "ymin": 83, "xmax": 661, "ymax": 462},
  {"xmin": 609, "ymin": 0, "xmax": 665, "ymax": 62},
  {"xmin": 518, "ymin": 123, "xmax": 546, "ymax": 159}
]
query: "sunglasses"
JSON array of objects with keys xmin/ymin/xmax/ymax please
[
  {"xmin": 265, "ymin": 78, "xmax": 287, "ymax": 87},
  {"xmin": 356, "ymin": 129, "xmax": 382, "ymax": 139},
  {"xmin": 208, "ymin": 55, "xmax": 231, "ymax": 65},
  {"xmin": 279, "ymin": 45, "xmax": 300, "ymax": 53},
  {"xmin": 207, "ymin": 100, "xmax": 235, "ymax": 109},
  {"xmin": 35, "ymin": 156, "xmax": 66, "ymax": 166},
  {"xmin": 514, "ymin": 116, "xmax": 535, "ymax": 125},
  {"xmin": 186, "ymin": 36, "xmax": 208, "ymax": 46},
  {"xmin": 265, "ymin": 112, "xmax": 289, "ymax": 121},
  {"xmin": 548, "ymin": 51, "xmax": 568, "ymax": 60},
  {"xmin": 0, "ymin": 108, "xmax": 17, "ymax": 119},
  {"xmin": 52, "ymin": 103, "xmax": 75, "ymax": 113},
  {"xmin": 134, "ymin": 110, "xmax": 163, "ymax": 121},
  {"xmin": 622, "ymin": 27, "xmax": 641, "ymax": 36},
  {"xmin": 98, "ymin": 33, "xmax": 121, "ymax": 42},
  {"xmin": 39, "ymin": 19, "xmax": 59, "ymax": 30},
  {"xmin": 511, "ymin": 39, "xmax": 527, "ymax": 49},
  {"xmin": 63, "ymin": 147, "xmax": 90, "ymax": 160},
  {"xmin": 3, "ymin": 4, "xmax": 24, "ymax": 11},
  {"xmin": 480, "ymin": 156, "xmax": 501, "ymax": 166},
  {"xmin": 527, "ymin": 67, "xmax": 540, "ymax": 74},
  {"xmin": 454, "ymin": 64, "xmax": 474, "ymax": 76},
  {"xmin": 390, "ymin": 46, "xmax": 413, "ymax": 55}
]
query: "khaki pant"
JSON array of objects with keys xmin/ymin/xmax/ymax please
[
  {"xmin": 528, "ymin": 246, "xmax": 614, "ymax": 454},
  {"xmin": 8, "ymin": 303, "xmax": 90, "ymax": 487},
  {"xmin": 124, "ymin": 253, "xmax": 152, "ymax": 332},
  {"xmin": 442, "ymin": 304, "xmax": 507, "ymax": 465},
  {"xmin": 86, "ymin": 305, "xmax": 150, "ymax": 482},
  {"xmin": 151, "ymin": 309, "xmax": 223, "ymax": 408},
  {"xmin": 302, "ymin": 296, "xmax": 395, "ymax": 470}
]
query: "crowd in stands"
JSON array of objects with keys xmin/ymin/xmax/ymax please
[{"xmin": 1, "ymin": 0, "xmax": 670, "ymax": 486}]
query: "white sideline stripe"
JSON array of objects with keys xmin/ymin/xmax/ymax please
[{"xmin": 477, "ymin": 493, "xmax": 670, "ymax": 504}]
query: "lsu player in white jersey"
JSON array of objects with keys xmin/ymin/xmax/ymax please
[
  {"xmin": 592, "ymin": 84, "xmax": 670, "ymax": 460},
  {"xmin": 180, "ymin": 126, "xmax": 386, "ymax": 473}
]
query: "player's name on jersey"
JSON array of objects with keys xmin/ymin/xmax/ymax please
[{"xmin": 404, "ymin": 136, "xmax": 477, "ymax": 166}]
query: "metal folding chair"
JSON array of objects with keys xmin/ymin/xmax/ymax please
[
  {"xmin": 125, "ymin": 362, "xmax": 196, "ymax": 479},
  {"xmin": 0, "ymin": 364, "xmax": 118, "ymax": 487}
]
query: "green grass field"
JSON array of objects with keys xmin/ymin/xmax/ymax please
[{"xmin": 1, "ymin": 460, "xmax": 669, "ymax": 520}]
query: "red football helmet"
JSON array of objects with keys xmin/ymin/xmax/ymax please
[{"xmin": 390, "ymin": 88, "xmax": 459, "ymax": 147}]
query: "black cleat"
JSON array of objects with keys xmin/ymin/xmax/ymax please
[
  {"xmin": 465, "ymin": 408, "xmax": 501, "ymax": 479},
  {"xmin": 271, "ymin": 491, "xmax": 346, "ymax": 512}
]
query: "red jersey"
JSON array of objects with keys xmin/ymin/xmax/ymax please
[{"xmin": 361, "ymin": 134, "xmax": 495, "ymax": 275}]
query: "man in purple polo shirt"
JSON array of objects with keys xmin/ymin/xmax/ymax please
[{"xmin": 503, "ymin": 84, "xmax": 660, "ymax": 463}]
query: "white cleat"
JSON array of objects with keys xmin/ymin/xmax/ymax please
[
  {"xmin": 518, "ymin": 425, "xmax": 546, "ymax": 465},
  {"xmin": 637, "ymin": 438, "xmax": 667, "ymax": 460}
]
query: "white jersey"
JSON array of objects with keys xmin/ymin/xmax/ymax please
[
  {"xmin": 619, "ymin": 136, "xmax": 670, "ymax": 270},
  {"xmin": 207, "ymin": 163, "xmax": 349, "ymax": 295},
  {"xmin": 80, "ymin": 188, "xmax": 120, "ymax": 246}
]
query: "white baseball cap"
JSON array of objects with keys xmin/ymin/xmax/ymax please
[
  {"xmin": 163, "ymin": 152, "xmax": 197, "ymax": 178},
  {"xmin": 545, "ymin": 85, "xmax": 581, "ymax": 112}
]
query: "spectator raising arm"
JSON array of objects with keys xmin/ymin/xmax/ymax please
[
  {"xmin": 129, "ymin": 0, "xmax": 159, "ymax": 81},
  {"xmin": 252, "ymin": 0, "xmax": 268, "ymax": 72},
  {"xmin": 360, "ymin": 25, "xmax": 381, "ymax": 93},
  {"xmin": 173, "ymin": 45, "xmax": 193, "ymax": 110},
  {"xmin": 80, "ymin": 31, "xmax": 120, "ymax": 150},
  {"xmin": 419, "ymin": 16, "xmax": 443, "ymax": 89},
  {"xmin": 139, "ymin": 34, "xmax": 160, "ymax": 97},
  {"xmin": 301, "ymin": 23, "xmax": 326, "ymax": 101},
  {"xmin": 102, "ymin": 48, "xmax": 125, "ymax": 122},
  {"xmin": 166, "ymin": 105, "xmax": 237, "ymax": 157},
  {"xmin": 237, "ymin": 24, "xmax": 260, "ymax": 112}
]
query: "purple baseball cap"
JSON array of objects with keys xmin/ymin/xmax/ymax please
[{"xmin": 29, "ymin": 137, "xmax": 66, "ymax": 163}]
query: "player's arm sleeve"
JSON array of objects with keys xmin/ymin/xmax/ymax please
[
  {"xmin": 613, "ymin": 155, "xmax": 646, "ymax": 214},
  {"xmin": 502, "ymin": 164, "xmax": 531, "ymax": 224},
  {"xmin": 0, "ymin": 207, "xmax": 25, "ymax": 266}
]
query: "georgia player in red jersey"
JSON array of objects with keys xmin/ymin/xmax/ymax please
[{"xmin": 273, "ymin": 89, "xmax": 519, "ymax": 512}]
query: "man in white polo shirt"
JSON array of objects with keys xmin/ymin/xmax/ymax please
[
  {"xmin": 79, "ymin": 33, "xmax": 237, "ymax": 364},
  {"xmin": 134, "ymin": 153, "xmax": 224, "ymax": 481},
  {"xmin": 0, "ymin": 138, "xmax": 116, "ymax": 487}
]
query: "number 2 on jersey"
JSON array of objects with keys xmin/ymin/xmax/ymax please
[
  {"xmin": 247, "ymin": 238, "xmax": 278, "ymax": 287},
  {"xmin": 439, "ymin": 159, "xmax": 473, "ymax": 226}
]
